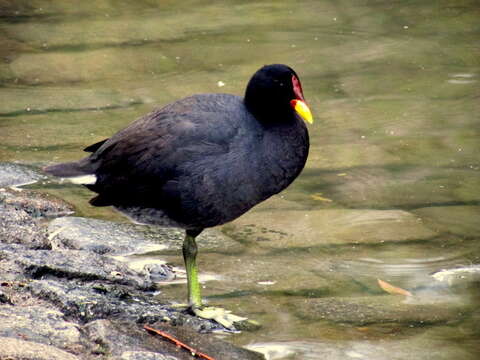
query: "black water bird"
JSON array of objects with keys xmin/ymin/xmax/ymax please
[{"xmin": 44, "ymin": 64, "xmax": 313, "ymax": 324}]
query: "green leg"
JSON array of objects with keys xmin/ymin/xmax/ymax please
[
  {"xmin": 182, "ymin": 231, "xmax": 202, "ymax": 307},
  {"xmin": 182, "ymin": 230, "xmax": 249, "ymax": 329}
]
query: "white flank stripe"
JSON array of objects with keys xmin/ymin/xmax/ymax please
[{"xmin": 68, "ymin": 174, "xmax": 97, "ymax": 185}]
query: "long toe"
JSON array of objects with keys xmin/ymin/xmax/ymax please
[{"xmin": 193, "ymin": 306, "xmax": 248, "ymax": 329}]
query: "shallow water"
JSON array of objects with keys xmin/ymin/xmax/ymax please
[{"xmin": 1, "ymin": 0, "xmax": 479, "ymax": 358}]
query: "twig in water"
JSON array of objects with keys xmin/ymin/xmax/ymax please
[{"xmin": 143, "ymin": 324, "xmax": 216, "ymax": 360}]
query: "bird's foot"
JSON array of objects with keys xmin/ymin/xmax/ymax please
[
  {"xmin": 192, "ymin": 306, "xmax": 248, "ymax": 330},
  {"xmin": 170, "ymin": 303, "xmax": 255, "ymax": 330}
]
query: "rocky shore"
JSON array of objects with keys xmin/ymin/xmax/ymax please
[{"xmin": 0, "ymin": 163, "xmax": 264, "ymax": 360}]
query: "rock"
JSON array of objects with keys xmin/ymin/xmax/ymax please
[
  {"xmin": 0, "ymin": 189, "xmax": 73, "ymax": 249},
  {"xmin": 85, "ymin": 319, "xmax": 264, "ymax": 360},
  {"xmin": 5, "ymin": 247, "xmax": 152, "ymax": 290},
  {"xmin": 0, "ymin": 163, "xmax": 42, "ymax": 187},
  {"xmin": 143, "ymin": 264, "xmax": 176, "ymax": 283},
  {"xmin": 48, "ymin": 217, "xmax": 168, "ymax": 255},
  {"xmin": 0, "ymin": 336, "xmax": 80, "ymax": 360},
  {"xmin": 143, "ymin": 322, "xmax": 265, "ymax": 360},
  {"xmin": 225, "ymin": 209, "xmax": 437, "ymax": 248},
  {"xmin": 85, "ymin": 320, "xmax": 177, "ymax": 359},
  {"xmin": 0, "ymin": 203, "xmax": 46, "ymax": 248},
  {"xmin": 0, "ymin": 305, "xmax": 83, "ymax": 350},
  {"xmin": 1, "ymin": 189, "xmax": 73, "ymax": 218},
  {"xmin": 117, "ymin": 351, "xmax": 179, "ymax": 360},
  {"xmin": 49, "ymin": 216, "xmax": 242, "ymax": 255},
  {"xmin": 294, "ymin": 295, "xmax": 470, "ymax": 326},
  {"xmin": 0, "ymin": 289, "xmax": 11, "ymax": 304},
  {"xmin": 27, "ymin": 279, "xmax": 167, "ymax": 323},
  {"xmin": 0, "ymin": 244, "xmax": 30, "ymax": 282},
  {"xmin": 26, "ymin": 279, "xmax": 220, "ymax": 333}
]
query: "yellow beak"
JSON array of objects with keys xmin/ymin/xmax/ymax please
[{"xmin": 291, "ymin": 99, "xmax": 313, "ymax": 124}]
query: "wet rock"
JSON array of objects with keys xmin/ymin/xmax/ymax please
[
  {"xmin": 49, "ymin": 216, "xmax": 242, "ymax": 255},
  {"xmin": 143, "ymin": 322, "xmax": 265, "ymax": 360},
  {"xmin": 226, "ymin": 209, "xmax": 437, "ymax": 248},
  {"xmin": 117, "ymin": 352, "xmax": 178, "ymax": 360},
  {"xmin": 48, "ymin": 217, "xmax": 167, "ymax": 255},
  {"xmin": 3, "ymin": 247, "xmax": 152, "ymax": 290},
  {"xmin": 143, "ymin": 264, "xmax": 176, "ymax": 283},
  {"xmin": 86, "ymin": 319, "xmax": 264, "ymax": 360},
  {"xmin": 0, "ymin": 336, "xmax": 80, "ymax": 360},
  {"xmin": 26, "ymin": 279, "xmax": 220, "ymax": 333},
  {"xmin": 0, "ymin": 163, "xmax": 42, "ymax": 187},
  {"xmin": 0, "ymin": 189, "xmax": 73, "ymax": 249},
  {"xmin": 0, "ymin": 289, "xmax": 11, "ymax": 304},
  {"xmin": 0, "ymin": 203, "xmax": 46, "ymax": 248},
  {"xmin": 294, "ymin": 295, "xmax": 469, "ymax": 326},
  {"xmin": 0, "ymin": 244, "xmax": 30, "ymax": 282},
  {"xmin": 0, "ymin": 305, "xmax": 83, "ymax": 350},
  {"xmin": 85, "ymin": 320, "xmax": 178, "ymax": 359},
  {"xmin": 27, "ymin": 279, "xmax": 168, "ymax": 323},
  {"xmin": 1, "ymin": 189, "xmax": 73, "ymax": 219}
]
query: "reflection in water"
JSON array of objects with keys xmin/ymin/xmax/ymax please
[{"xmin": 1, "ymin": 0, "xmax": 479, "ymax": 359}]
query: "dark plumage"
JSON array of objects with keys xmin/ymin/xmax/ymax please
[{"xmin": 44, "ymin": 64, "xmax": 313, "ymax": 316}]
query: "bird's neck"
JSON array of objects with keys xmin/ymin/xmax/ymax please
[{"xmin": 244, "ymin": 98, "xmax": 296, "ymax": 125}]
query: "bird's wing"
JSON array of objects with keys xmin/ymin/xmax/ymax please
[{"xmin": 86, "ymin": 94, "xmax": 245, "ymax": 206}]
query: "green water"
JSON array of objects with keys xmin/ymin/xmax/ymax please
[{"xmin": 1, "ymin": 1, "xmax": 479, "ymax": 358}]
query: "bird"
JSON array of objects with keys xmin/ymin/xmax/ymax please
[{"xmin": 44, "ymin": 64, "xmax": 313, "ymax": 326}]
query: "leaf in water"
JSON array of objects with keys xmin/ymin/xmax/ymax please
[
  {"xmin": 337, "ymin": 173, "xmax": 348, "ymax": 176},
  {"xmin": 310, "ymin": 193, "xmax": 333, "ymax": 202},
  {"xmin": 356, "ymin": 327, "xmax": 370, "ymax": 332},
  {"xmin": 377, "ymin": 279, "xmax": 412, "ymax": 296}
]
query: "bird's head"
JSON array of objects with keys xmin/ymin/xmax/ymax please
[{"xmin": 244, "ymin": 64, "xmax": 313, "ymax": 125}]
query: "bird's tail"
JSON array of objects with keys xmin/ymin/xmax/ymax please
[{"xmin": 43, "ymin": 158, "xmax": 97, "ymax": 185}]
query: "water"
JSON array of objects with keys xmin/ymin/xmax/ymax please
[{"xmin": 1, "ymin": 0, "xmax": 479, "ymax": 358}]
